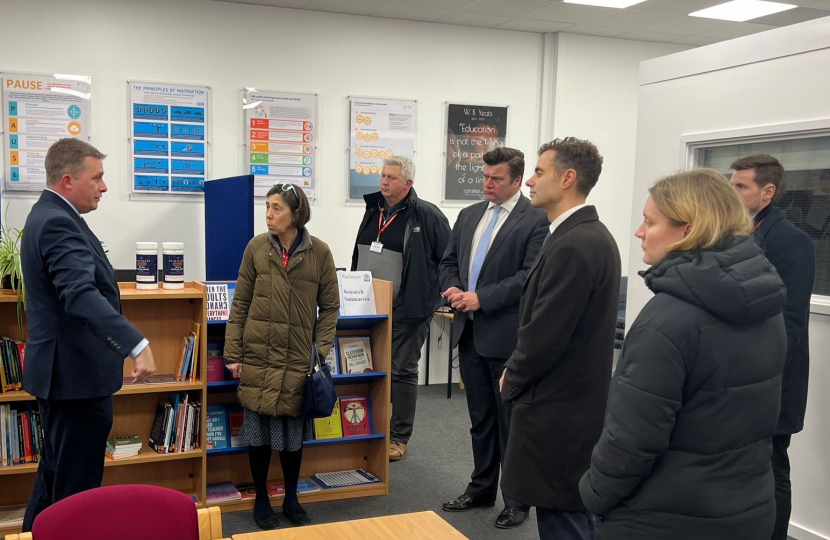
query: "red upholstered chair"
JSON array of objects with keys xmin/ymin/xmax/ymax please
[{"xmin": 30, "ymin": 484, "xmax": 221, "ymax": 540}]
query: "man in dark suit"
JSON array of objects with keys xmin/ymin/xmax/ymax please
[
  {"xmin": 21, "ymin": 138, "xmax": 156, "ymax": 531},
  {"xmin": 438, "ymin": 147, "xmax": 548, "ymax": 529},
  {"xmin": 730, "ymin": 154, "xmax": 815, "ymax": 540},
  {"xmin": 500, "ymin": 138, "xmax": 620, "ymax": 540}
]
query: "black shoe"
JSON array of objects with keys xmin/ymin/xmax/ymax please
[
  {"xmin": 282, "ymin": 507, "xmax": 311, "ymax": 526},
  {"xmin": 442, "ymin": 494, "xmax": 496, "ymax": 512},
  {"xmin": 254, "ymin": 512, "xmax": 280, "ymax": 530},
  {"xmin": 495, "ymin": 506, "xmax": 528, "ymax": 529}
]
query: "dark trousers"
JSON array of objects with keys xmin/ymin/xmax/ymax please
[
  {"xmin": 23, "ymin": 396, "xmax": 113, "ymax": 531},
  {"xmin": 458, "ymin": 323, "xmax": 522, "ymax": 508},
  {"xmin": 771, "ymin": 434, "xmax": 792, "ymax": 540},
  {"xmin": 537, "ymin": 508, "xmax": 595, "ymax": 540},
  {"xmin": 390, "ymin": 317, "xmax": 431, "ymax": 444}
]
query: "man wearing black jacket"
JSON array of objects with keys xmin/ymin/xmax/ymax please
[
  {"xmin": 730, "ymin": 154, "xmax": 815, "ymax": 540},
  {"xmin": 351, "ymin": 156, "xmax": 450, "ymax": 461}
]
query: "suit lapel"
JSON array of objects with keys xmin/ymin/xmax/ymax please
[
  {"xmin": 479, "ymin": 195, "xmax": 527, "ymax": 274},
  {"xmin": 525, "ymin": 206, "xmax": 598, "ymax": 284},
  {"xmin": 460, "ymin": 202, "xmax": 488, "ymax": 284},
  {"xmin": 40, "ymin": 191, "xmax": 114, "ymax": 276}
]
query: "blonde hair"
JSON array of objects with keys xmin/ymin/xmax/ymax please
[{"xmin": 649, "ymin": 168, "xmax": 752, "ymax": 253}]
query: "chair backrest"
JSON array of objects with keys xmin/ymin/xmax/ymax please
[{"xmin": 31, "ymin": 485, "xmax": 200, "ymax": 540}]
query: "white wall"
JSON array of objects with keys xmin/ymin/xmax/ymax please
[
  {"xmin": 551, "ymin": 33, "xmax": 687, "ymax": 271},
  {"xmin": 630, "ymin": 17, "xmax": 830, "ymax": 540}
]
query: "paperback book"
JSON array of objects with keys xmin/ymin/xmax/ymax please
[{"xmin": 339, "ymin": 337, "xmax": 373, "ymax": 374}]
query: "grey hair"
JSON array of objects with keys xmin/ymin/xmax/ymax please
[
  {"xmin": 45, "ymin": 138, "xmax": 106, "ymax": 186},
  {"xmin": 383, "ymin": 155, "xmax": 416, "ymax": 181}
]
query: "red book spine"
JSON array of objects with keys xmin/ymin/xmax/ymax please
[
  {"xmin": 21, "ymin": 412, "xmax": 33, "ymax": 463},
  {"xmin": 16, "ymin": 342, "xmax": 25, "ymax": 376}
]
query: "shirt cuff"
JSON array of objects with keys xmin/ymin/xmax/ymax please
[{"xmin": 129, "ymin": 338, "xmax": 149, "ymax": 359}]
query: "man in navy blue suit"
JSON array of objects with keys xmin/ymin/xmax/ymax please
[
  {"xmin": 21, "ymin": 138, "xmax": 156, "ymax": 531},
  {"xmin": 730, "ymin": 155, "xmax": 815, "ymax": 540}
]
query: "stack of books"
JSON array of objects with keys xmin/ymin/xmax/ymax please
[
  {"xmin": 206, "ymin": 481, "xmax": 241, "ymax": 503},
  {"xmin": 106, "ymin": 434, "xmax": 141, "ymax": 460}
]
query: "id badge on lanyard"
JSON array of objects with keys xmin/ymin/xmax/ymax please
[{"xmin": 372, "ymin": 210, "xmax": 401, "ymax": 254}]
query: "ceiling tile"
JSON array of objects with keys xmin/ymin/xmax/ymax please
[
  {"xmin": 303, "ymin": 0, "xmax": 389, "ymax": 15},
  {"xmin": 589, "ymin": 8, "xmax": 678, "ymax": 30},
  {"xmin": 617, "ymin": 28, "xmax": 685, "ymax": 41},
  {"xmin": 387, "ymin": 0, "xmax": 476, "ymax": 8},
  {"xmin": 644, "ymin": 15, "xmax": 729, "ymax": 34},
  {"xmin": 751, "ymin": 7, "xmax": 830, "ymax": 25},
  {"xmin": 696, "ymin": 21, "xmax": 776, "ymax": 38},
  {"xmin": 530, "ymin": 2, "xmax": 615, "ymax": 23},
  {"xmin": 670, "ymin": 34, "xmax": 724, "ymax": 46},
  {"xmin": 214, "ymin": 0, "xmax": 312, "ymax": 7},
  {"xmin": 564, "ymin": 24, "xmax": 627, "ymax": 37},
  {"xmin": 634, "ymin": 0, "xmax": 723, "ymax": 15},
  {"xmin": 497, "ymin": 18, "xmax": 573, "ymax": 32},
  {"xmin": 371, "ymin": 4, "xmax": 450, "ymax": 21},
  {"xmin": 461, "ymin": 0, "xmax": 554, "ymax": 18},
  {"xmin": 436, "ymin": 11, "xmax": 513, "ymax": 27}
]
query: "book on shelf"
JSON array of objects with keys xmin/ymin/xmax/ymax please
[
  {"xmin": 312, "ymin": 469, "xmax": 381, "ymax": 489},
  {"xmin": 148, "ymin": 394, "xmax": 201, "ymax": 454},
  {"xmin": 339, "ymin": 337, "xmax": 373, "ymax": 374},
  {"xmin": 229, "ymin": 408, "xmax": 244, "ymax": 447},
  {"xmin": 122, "ymin": 373, "xmax": 178, "ymax": 386},
  {"xmin": 339, "ymin": 395, "xmax": 371, "ymax": 437},
  {"xmin": 236, "ymin": 482, "xmax": 257, "ymax": 500},
  {"xmin": 1, "ymin": 402, "xmax": 43, "ymax": 466},
  {"xmin": 0, "ymin": 504, "xmax": 26, "ymax": 527},
  {"xmin": 106, "ymin": 433, "xmax": 142, "ymax": 460},
  {"xmin": 207, "ymin": 340, "xmax": 226, "ymax": 383},
  {"xmin": 176, "ymin": 321, "xmax": 201, "ymax": 383},
  {"xmin": 206, "ymin": 283, "xmax": 231, "ymax": 322},
  {"xmin": 336, "ymin": 271, "xmax": 377, "ymax": 316},
  {"xmin": 206, "ymin": 481, "xmax": 241, "ymax": 503},
  {"xmin": 266, "ymin": 478, "xmax": 320, "ymax": 496},
  {"xmin": 324, "ymin": 340, "xmax": 340, "ymax": 375},
  {"xmin": 0, "ymin": 337, "xmax": 25, "ymax": 392},
  {"xmin": 313, "ymin": 400, "xmax": 342, "ymax": 440},
  {"xmin": 206, "ymin": 405, "xmax": 229, "ymax": 450}
]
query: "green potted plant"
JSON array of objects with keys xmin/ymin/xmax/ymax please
[{"xmin": 0, "ymin": 225, "xmax": 25, "ymax": 333}]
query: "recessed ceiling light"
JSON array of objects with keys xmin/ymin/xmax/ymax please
[
  {"xmin": 563, "ymin": 0, "xmax": 647, "ymax": 8},
  {"xmin": 689, "ymin": 0, "xmax": 796, "ymax": 22}
]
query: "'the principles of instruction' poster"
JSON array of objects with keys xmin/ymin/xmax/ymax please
[
  {"xmin": 348, "ymin": 97, "xmax": 416, "ymax": 200},
  {"xmin": 244, "ymin": 90, "xmax": 317, "ymax": 199},
  {"xmin": 2, "ymin": 72, "xmax": 92, "ymax": 192},
  {"xmin": 129, "ymin": 82, "xmax": 209, "ymax": 195}
]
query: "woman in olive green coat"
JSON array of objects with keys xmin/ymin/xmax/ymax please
[{"xmin": 224, "ymin": 183, "xmax": 339, "ymax": 530}]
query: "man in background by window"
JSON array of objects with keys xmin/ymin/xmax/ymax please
[{"xmin": 730, "ymin": 154, "xmax": 815, "ymax": 540}]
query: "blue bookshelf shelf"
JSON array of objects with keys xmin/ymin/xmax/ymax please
[
  {"xmin": 335, "ymin": 314, "xmax": 388, "ymax": 331},
  {"xmin": 207, "ymin": 433, "xmax": 385, "ymax": 455}
]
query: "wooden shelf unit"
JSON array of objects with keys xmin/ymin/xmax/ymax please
[
  {"xmin": 203, "ymin": 278, "xmax": 393, "ymax": 512},
  {"xmin": 0, "ymin": 282, "xmax": 208, "ymax": 535}
]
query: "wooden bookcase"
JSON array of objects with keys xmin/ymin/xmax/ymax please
[
  {"xmin": 0, "ymin": 282, "xmax": 208, "ymax": 536},
  {"xmin": 204, "ymin": 278, "xmax": 392, "ymax": 512}
]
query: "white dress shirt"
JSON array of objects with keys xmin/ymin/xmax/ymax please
[{"xmin": 468, "ymin": 190, "xmax": 522, "ymax": 279}]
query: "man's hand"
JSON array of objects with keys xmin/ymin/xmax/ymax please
[
  {"xmin": 227, "ymin": 363, "xmax": 243, "ymax": 379},
  {"xmin": 449, "ymin": 291, "xmax": 481, "ymax": 313},
  {"xmin": 442, "ymin": 286, "xmax": 462, "ymax": 298},
  {"xmin": 132, "ymin": 346, "xmax": 156, "ymax": 384},
  {"xmin": 499, "ymin": 368, "xmax": 506, "ymax": 392}
]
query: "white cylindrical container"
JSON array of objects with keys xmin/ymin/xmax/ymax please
[
  {"xmin": 136, "ymin": 242, "xmax": 159, "ymax": 290},
  {"xmin": 162, "ymin": 242, "xmax": 185, "ymax": 290}
]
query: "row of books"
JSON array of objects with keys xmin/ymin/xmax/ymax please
[
  {"xmin": 205, "ymin": 469, "xmax": 380, "ymax": 502},
  {"xmin": 148, "ymin": 393, "xmax": 201, "ymax": 454},
  {"xmin": 1, "ymin": 403, "xmax": 42, "ymax": 466},
  {"xmin": 206, "ymin": 405, "xmax": 243, "ymax": 450},
  {"xmin": 0, "ymin": 337, "xmax": 25, "ymax": 392},
  {"xmin": 176, "ymin": 322, "xmax": 201, "ymax": 382},
  {"xmin": 314, "ymin": 396, "xmax": 372, "ymax": 440},
  {"xmin": 326, "ymin": 337, "xmax": 374, "ymax": 375}
]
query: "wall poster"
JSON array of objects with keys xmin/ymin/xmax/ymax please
[
  {"xmin": 129, "ymin": 81, "xmax": 209, "ymax": 195},
  {"xmin": 243, "ymin": 89, "xmax": 317, "ymax": 199},
  {"xmin": 444, "ymin": 103, "xmax": 508, "ymax": 202},
  {"xmin": 2, "ymin": 72, "xmax": 92, "ymax": 192},
  {"xmin": 348, "ymin": 97, "xmax": 416, "ymax": 200}
]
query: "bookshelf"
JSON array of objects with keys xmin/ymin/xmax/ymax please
[
  {"xmin": 204, "ymin": 278, "xmax": 392, "ymax": 512},
  {"xmin": 0, "ymin": 282, "xmax": 208, "ymax": 536}
]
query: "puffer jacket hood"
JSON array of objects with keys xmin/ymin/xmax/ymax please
[{"xmin": 641, "ymin": 235, "xmax": 786, "ymax": 325}]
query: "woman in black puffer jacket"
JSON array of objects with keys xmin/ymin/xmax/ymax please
[{"xmin": 579, "ymin": 169, "xmax": 787, "ymax": 540}]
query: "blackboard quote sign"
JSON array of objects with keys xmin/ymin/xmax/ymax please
[{"xmin": 444, "ymin": 103, "xmax": 508, "ymax": 202}]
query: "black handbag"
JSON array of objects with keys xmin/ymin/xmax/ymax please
[{"xmin": 302, "ymin": 343, "xmax": 338, "ymax": 419}]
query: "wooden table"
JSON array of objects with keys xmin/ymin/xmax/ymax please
[{"xmin": 231, "ymin": 511, "xmax": 468, "ymax": 540}]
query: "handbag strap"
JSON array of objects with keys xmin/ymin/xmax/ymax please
[{"xmin": 308, "ymin": 343, "xmax": 320, "ymax": 373}]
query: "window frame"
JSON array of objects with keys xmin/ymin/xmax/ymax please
[{"xmin": 681, "ymin": 118, "xmax": 830, "ymax": 315}]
